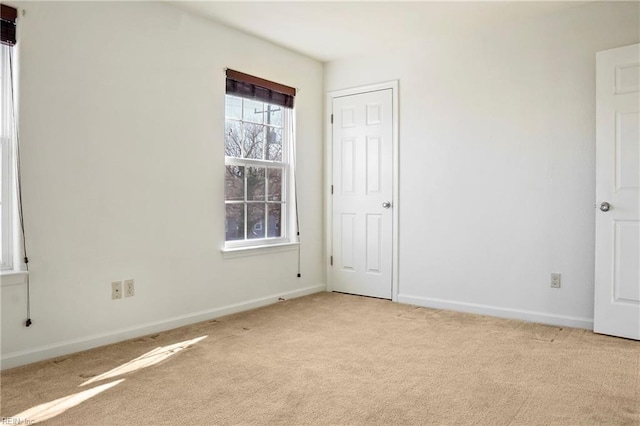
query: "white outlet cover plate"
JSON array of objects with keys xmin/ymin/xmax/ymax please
[
  {"xmin": 112, "ymin": 281, "xmax": 122, "ymax": 299},
  {"xmin": 124, "ymin": 279, "xmax": 134, "ymax": 297}
]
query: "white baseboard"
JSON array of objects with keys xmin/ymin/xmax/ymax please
[
  {"xmin": 1, "ymin": 284, "xmax": 326, "ymax": 370},
  {"xmin": 396, "ymin": 294, "xmax": 594, "ymax": 330}
]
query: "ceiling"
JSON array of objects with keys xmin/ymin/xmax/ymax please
[{"xmin": 169, "ymin": 1, "xmax": 590, "ymax": 63}]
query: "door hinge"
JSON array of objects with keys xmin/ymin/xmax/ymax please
[
  {"xmin": 331, "ymin": 185, "xmax": 334, "ymax": 195},
  {"xmin": 331, "ymin": 114, "xmax": 333, "ymax": 124},
  {"xmin": 330, "ymin": 256, "xmax": 333, "ymax": 266}
]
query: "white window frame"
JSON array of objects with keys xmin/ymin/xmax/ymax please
[
  {"xmin": 223, "ymin": 94, "xmax": 296, "ymax": 250},
  {"xmin": 1, "ymin": 44, "xmax": 15, "ymax": 271}
]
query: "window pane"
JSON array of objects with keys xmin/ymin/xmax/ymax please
[
  {"xmin": 225, "ymin": 165, "xmax": 244, "ymax": 201},
  {"xmin": 243, "ymin": 123, "xmax": 264, "ymax": 159},
  {"xmin": 248, "ymin": 204, "xmax": 265, "ymax": 239},
  {"xmin": 265, "ymin": 128, "xmax": 282, "ymax": 161},
  {"xmin": 225, "ymin": 120, "xmax": 242, "ymax": 158},
  {"xmin": 243, "ymin": 99, "xmax": 264, "ymax": 124},
  {"xmin": 223, "ymin": 90, "xmax": 292, "ymax": 247},
  {"xmin": 225, "ymin": 204, "xmax": 245, "ymax": 241},
  {"xmin": 247, "ymin": 167, "xmax": 265, "ymax": 201},
  {"xmin": 267, "ymin": 168, "xmax": 282, "ymax": 201},
  {"xmin": 266, "ymin": 105, "xmax": 283, "ymax": 127},
  {"xmin": 225, "ymin": 96, "xmax": 242, "ymax": 120},
  {"xmin": 268, "ymin": 204, "xmax": 282, "ymax": 238}
]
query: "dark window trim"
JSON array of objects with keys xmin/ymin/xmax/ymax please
[
  {"xmin": 1, "ymin": 4, "xmax": 17, "ymax": 46},
  {"xmin": 226, "ymin": 69, "xmax": 296, "ymax": 109}
]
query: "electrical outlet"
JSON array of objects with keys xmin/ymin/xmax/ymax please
[
  {"xmin": 124, "ymin": 279, "xmax": 134, "ymax": 297},
  {"xmin": 550, "ymin": 273, "xmax": 561, "ymax": 288},
  {"xmin": 112, "ymin": 281, "xmax": 122, "ymax": 299}
]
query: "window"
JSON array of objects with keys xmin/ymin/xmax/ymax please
[
  {"xmin": 224, "ymin": 70, "xmax": 296, "ymax": 248},
  {"xmin": 0, "ymin": 45, "xmax": 13, "ymax": 269},
  {"xmin": 1, "ymin": 5, "xmax": 17, "ymax": 270}
]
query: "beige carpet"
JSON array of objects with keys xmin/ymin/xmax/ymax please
[{"xmin": 1, "ymin": 292, "xmax": 639, "ymax": 425}]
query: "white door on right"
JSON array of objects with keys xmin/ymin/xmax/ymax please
[
  {"xmin": 331, "ymin": 88, "xmax": 394, "ymax": 299},
  {"xmin": 594, "ymin": 43, "xmax": 640, "ymax": 340}
]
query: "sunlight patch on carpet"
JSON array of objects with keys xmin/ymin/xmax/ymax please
[
  {"xmin": 80, "ymin": 335, "xmax": 207, "ymax": 386},
  {"xmin": 11, "ymin": 379, "xmax": 125, "ymax": 424}
]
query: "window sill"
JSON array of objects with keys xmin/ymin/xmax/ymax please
[
  {"xmin": 221, "ymin": 242, "xmax": 299, "ymax": 259},
  {"xmin": 1, "ymin": 270, "xmax": 28, "ymax": 287}
]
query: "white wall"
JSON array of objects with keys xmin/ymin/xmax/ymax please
[
  {"xmin": 1, "ymin": 1, "xmax": 324, "ymax": 368},
  {"xmin": 325, "ymin": 2, "xmax": 639, "ymax": 327}
]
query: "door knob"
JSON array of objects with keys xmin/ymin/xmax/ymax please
[
  {"xmin": 600, "ymin": 202, "xmax": 611, "ymax": 212},
  {"xmin": 382, "ymin": 201, "xmax": 391, "ymax": 209}
]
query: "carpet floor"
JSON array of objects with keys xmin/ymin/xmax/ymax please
[{"xmin": 1, "ymin": 292, "xmax": 639, "ymax": 425}]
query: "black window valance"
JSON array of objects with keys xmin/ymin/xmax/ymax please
[
  {"xmin": 1, "ymin": 4, "xmax": 17, "ymax": 46},
  {"xmin": 226, "ymin": 69, "xmax": 296, "ymax": 109}
]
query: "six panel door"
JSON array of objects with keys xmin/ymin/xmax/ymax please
[
  {"xmin": 594, "ymin": 43, "xmax": 640, "ymax": 340},
  {"xmin": 331, "ymin": 89, "xmax": 393, "ymax": 299}
]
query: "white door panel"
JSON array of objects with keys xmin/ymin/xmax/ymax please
[
  {"xmin": 332, "ymin": 89, "xmax": 393, "ymax": 299},
  {"xmin": 594, "ymin": 43, "xmax": 640, "ymax": 340}
]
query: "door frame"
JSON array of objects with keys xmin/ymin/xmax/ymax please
[{"xmin": 325, "ymin": 81, "xmax": 400, "ymax": 301}]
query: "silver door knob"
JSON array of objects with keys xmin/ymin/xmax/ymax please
[
  {"xmin": 600, "ymin": 202, "xmax": 611, "ymax": 212},
  {"xmin": 382, "ymin": 201, "xmax": 391, "ymax": 209}
]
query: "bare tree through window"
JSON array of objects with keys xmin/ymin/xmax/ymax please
[{"xmin": 224, "ymin": 96, "xmax": 287, "ymax": 243}]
